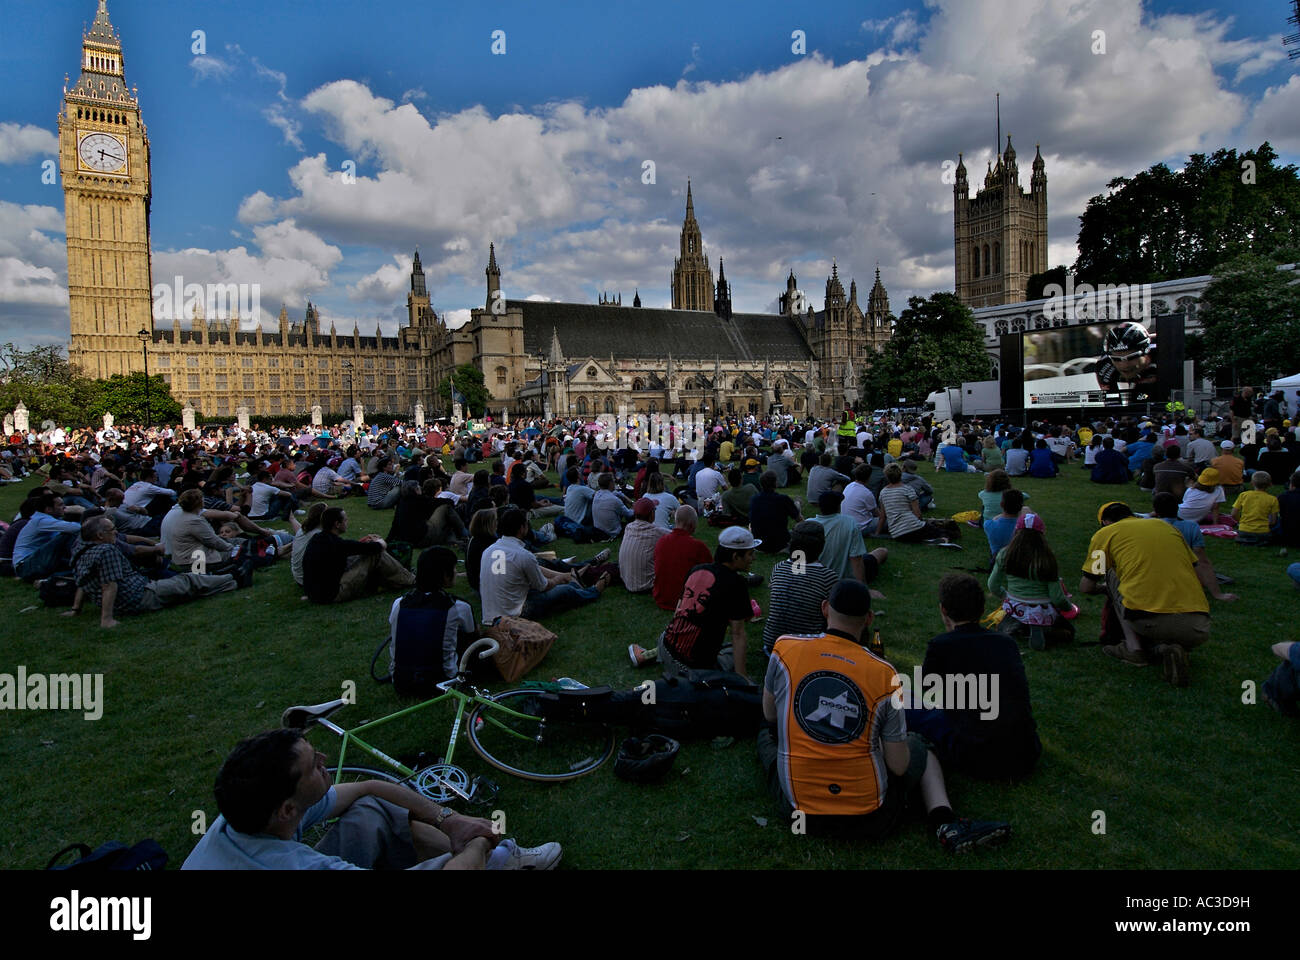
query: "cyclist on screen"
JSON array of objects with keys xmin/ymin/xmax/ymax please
[{"xmin": 1094, "ymin": 322, "xmax": 1158, "ymax": 392}]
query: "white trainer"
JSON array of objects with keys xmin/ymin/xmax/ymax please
[{"xmin": 506, "ymin": 841, "xmax": 562, "ymax": 870}]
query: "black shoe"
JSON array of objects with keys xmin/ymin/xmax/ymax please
[{"xmin": 936, "ymin": 818, "xmax": 1012, "ymax": 854}]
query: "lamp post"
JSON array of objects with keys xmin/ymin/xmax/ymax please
[
  {"xmin": 342, "ymin": 359, "xmax": 355, "ymax": 419},
  {"xmin": 137, "ymin": 328, "xmax": 152, "ymax": 429}
]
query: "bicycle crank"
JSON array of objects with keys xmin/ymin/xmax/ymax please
[{"xmin": 413, "ymin": 763, "xmax": 472, "ymax": 803}]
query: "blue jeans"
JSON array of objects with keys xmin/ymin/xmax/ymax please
[{"xmin": 521, "ymin": 583, "xmax": 599, "ymax": 620}]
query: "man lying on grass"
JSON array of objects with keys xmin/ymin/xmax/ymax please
[{"xmin": 183, "ymin": 729, "xmax": 561, "ymax": 870}]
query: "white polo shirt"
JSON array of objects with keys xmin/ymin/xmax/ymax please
[{"xmin": 479, "ymin": 535, "xmax": 549, "ymax": 622}]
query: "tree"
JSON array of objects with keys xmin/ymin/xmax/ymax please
[
  {"xmin": 1192, "ymin": 253, "xmax": 1300, "ymax": 388},
  {"xmin": 1026, "ymin": 266, "xmax": 1068, "ymax": 302},
  {"xmin": 1073, "ymin": 143, "xmax": 1300, "ymax": 285},
  {"xmin": 435, "ymin": 364, "xmax": 489, "ymax": 417},
  {"xmin": 88, "ymin": 373, "xmax": 182, "ymax": 426},
  {"xmin": 859, "ymin": 293, "xmax": 991, "ymax": 408},
  {"xmin": 0, "ymin": 342, "xmax": 101, "ymax": 425}
]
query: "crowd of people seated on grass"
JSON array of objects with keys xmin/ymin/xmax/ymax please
[{"xmin": 6, "ymin": 394, "xmax": 1300, "ymax": 867}]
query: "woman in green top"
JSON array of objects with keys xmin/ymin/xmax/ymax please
[
  {"xmin": 987, "ymin": 514, "xmax": 1073, "ymax": 649},
  {"xmin": 977, "ymin": 470, "xmax": 1028, "ymax": 524},
  {"xmin": 981, "ymin": 435, "xmax": 1004, "ymax": 471}
]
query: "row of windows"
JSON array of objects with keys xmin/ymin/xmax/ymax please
[
  {"xmin": 177, "ymin": 375, "xmax": 411, "ymax": 392},
  {"xmin": 162, "ymin": 355, "xmax": 415, "ymax": 370}
]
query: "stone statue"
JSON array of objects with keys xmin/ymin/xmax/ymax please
[
  {"xmin": 181, "ymin": 403, "xmax": 196, "ymax": 431},
  {"xmin": 414, "ymin": 403, "xmax": 425, "ymax": 429},
  {"xmin": 310, "ymin": 404, "xmax": 323, "ymax": 427},
  {"xmin": 3, "ymin": 414, "xmax": 12, "ymax": 436},
  {"xmin": 13, "ymin": 402, "xmax": 29, "ymax": 433},
  {"xmin": 236, "ymin": 405, "xmax": 250, "ymax": 431},
  {"xmin": 102, "ymin": 411, "xmax": 114, "ymax": 430},
  {"xmin": 352, "ymin": 404, "xmax": 365, "ymax": 429}
]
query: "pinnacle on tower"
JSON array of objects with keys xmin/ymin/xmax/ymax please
[
  {"xmin": 685, "ymin": 179, "xmax": 695, "ymax": 220},
  {"xmin": 548, "ymin": 327, "xmax": 564, "ymax": 365},
  {"xmin": 633, "ymin": 288, "xmax": 641, "ymax": 308},
  {"xmin": 486, "ymin": 242, "xmax": 499, "ymax": 275}
]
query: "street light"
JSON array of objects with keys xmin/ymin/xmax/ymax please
[
  {"xmin": 137, "ymin": 328, "xmax": 151, "ymax": 429},
  {"xmin": 341, "ymin": 359, "xmax": 355, "ymax": 418}
]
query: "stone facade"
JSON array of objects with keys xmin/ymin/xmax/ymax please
[
  {"xmin": 953, "ymin": 137, "xmax": 1048, "ymax": 308},
  {"xmin": 61, "ymin": 2, "xmax": 892, "ymax": 422}
]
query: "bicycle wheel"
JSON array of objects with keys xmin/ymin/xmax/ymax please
[
  {"xmin": 299, "ymin": 766, "xmax": 403, "ymax": 849},
  {"xmin": 467, "ymin": 689, "xmax": 615, "ymax": 781}
]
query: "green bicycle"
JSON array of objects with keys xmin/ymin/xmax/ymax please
[{"xmin": 281, "ymin": 638, "xmax": 616, "ymax": 811}]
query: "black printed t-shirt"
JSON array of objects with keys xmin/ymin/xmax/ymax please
[{"xmin": 662, "ymin": 562, "xmax": 752, "ymax": 668}]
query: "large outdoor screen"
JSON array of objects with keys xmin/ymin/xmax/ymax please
[{"xmin": 1021, "ymin": 321, "xmax": 1169, "ymax": 409}]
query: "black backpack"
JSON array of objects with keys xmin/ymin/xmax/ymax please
[
  {"xmin": 371, "ymin": 590, "xmax": 455, "ymax": 698},
  {"xmin": 46, "ymin": 840, "xmax": 168, "ymax": 871},
  {"xmin": 39, "ymin": 574, "xmax": 78, "ymax": 607}
]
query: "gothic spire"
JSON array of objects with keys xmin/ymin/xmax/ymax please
[
  {"xmin": 633, "ymin": 288, "xmax": 641, "ymax": 308},
  {"xmin": 685, "ymin": 179, "xmax": 695, "ymax": 220},
  {"xmin": 486, "ymin": 242, "xmax": 499, "ymax": 276},
  {"xmin": 548, "ymin": 327, "xmax": 563, "ymax": 365}
]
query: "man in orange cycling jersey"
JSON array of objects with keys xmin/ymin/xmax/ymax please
[{"xmin": 759, "ymin": 579, "xmax": 1011, "ymax": 852}]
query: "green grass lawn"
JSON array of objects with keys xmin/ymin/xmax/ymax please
[{"xmin": 2, "ymin": 462, "xmax": 1297, "ymax": 870}]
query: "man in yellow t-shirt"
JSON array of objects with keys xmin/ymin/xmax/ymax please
[
  {"xmin": 1232, "ymin": 471, "xmax": 1280, "ymax": 544},
  {"xmin": 1079, "ymin": 501, "xmax": 1210, "ymax": 686}
]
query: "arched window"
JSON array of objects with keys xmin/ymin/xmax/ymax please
[
  {"xmin": 631, "ymin": 378, "xmax": 644, "ymax": 391},
  {"xmin": 587, "ymin": 366, "xmax": 597, "ymax": 379},
  {"xmin": 971, "ymin": 245, "xmax": 979, "ymax": 279},
  {"xmin": 648, "ymin": 401, "xmax": 658, "ymax": 415},
  {"xmin": 1034, "ymin": 316, "xmax": 1049, "ymax": 330},
  {"xmin": 994, "ymin": 319, "xmax": 1009, "ymax": 336},
  {"xmin": 732, "ymin": 379, "xmax": 742, "ymax": 391},
  {"xmin": 576, "ymin": 396, "xmax": 588, "ymax": 415},
  {"xmin": 603, "ymin": 396, "xmax": 614, "ymax": 414},
  {"xmin": 495, "ymin": 365, "xmax": 507, "ymax": 385},
  {"xmin": 983, "ymin": 245, "xmax": 990, "ymax": 277},
  {"xmin": 993, "ymin": 242, "xmax": 1000, "ymax": 274}
]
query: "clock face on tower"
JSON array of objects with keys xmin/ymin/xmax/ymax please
[{"xmin": 77, "ymin": 131, "xmax": 127, "ymax": 174}]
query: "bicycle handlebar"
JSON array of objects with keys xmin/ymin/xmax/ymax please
[{"xmin": 458, "ymin": 636, "xmax": 500, "ymax": 676}]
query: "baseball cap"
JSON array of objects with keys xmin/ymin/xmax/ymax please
[
  {"xmin": 1198, "ymin": 468, "xmax": 1221, "ymax": 486},
  {"xmin": 1015, "ymin": 511, "xmax": 1046, "ymax": 534},
  {"xmin": 632, "ymin": 497, "xmax": 656, "ymax": 520},
  {"xmin": 744, "ymin": 458, "xmax": 759, "ymax": 467},
  {"xmin": 818, "ymin": 490, "xmax": 844, "ymax": 513},
  {"xmin": 1220, "ymin": 439, "xmax": 1235, "ymax": 449},
  {"xmin": 828, "ymin": 579, "xmax": 873, "ymax": 617},
  {"xmin": 718, "ymin": 527, "xmax": 762, "ymax": 550}
]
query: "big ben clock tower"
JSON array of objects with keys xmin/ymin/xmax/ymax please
[{"xmin": 60, "ymin": 0, "xmax": 153, "ymax": 379}]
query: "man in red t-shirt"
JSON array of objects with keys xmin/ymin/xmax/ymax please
[{"xmin": 650, "ymin": 505, "xmax": 713, "ymax": 611}]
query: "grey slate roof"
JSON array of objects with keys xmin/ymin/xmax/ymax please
[{"xmin": 515, "ymin": 301, "xmax": 812, "ymax": 362}]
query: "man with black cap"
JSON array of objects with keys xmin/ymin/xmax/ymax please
[{"xmin": 759, "ymin": 579, "xmax": 1012, "ymax": 851}]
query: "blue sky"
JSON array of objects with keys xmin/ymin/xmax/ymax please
[{"xmin": 2, "ymin": 0, "xmax": 1298, "ymax": 348}]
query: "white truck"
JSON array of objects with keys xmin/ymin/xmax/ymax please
[{"xmin": 925, "ymin": 380, "xmax": 1000, "ymax": 420}]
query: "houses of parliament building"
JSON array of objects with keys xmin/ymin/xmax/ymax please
[{"xmin": 61, "ymin": 1, "xmax": 903, "ymax": 422}]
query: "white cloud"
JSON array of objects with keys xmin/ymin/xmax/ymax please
[
  {"xmin": 349, "ymin": 254, "xmax": 413, "ymax": 303},
  {"xmin": 0, "ymin": 257, "xmax": 67, "ymax": 307},
  {"xmin": 682, "ymin": 42, "xmax": 701, "ymax": 77},
  {"xmin": 189, "ymin": 55, "xmax": 234, "ymax": 81},
  {"xmin": 0, "ymin": 124, "xmax": 58, "ymax": 165},
  {"xmin": 1245, "ymin": 75, "xmax": 1300, "ymax": 155},
  {"xmin": 441, "ymin": 308, "xmax": 472, "ymax": 329}
]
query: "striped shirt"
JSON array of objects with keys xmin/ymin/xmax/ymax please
[
  {"xmin": 617, "ymin": 519, "xmax": 668, "ymax": 593},
  {"xmin": 879, "ymin": 484, "xmax": 924, "ymax": 538},
  {"xmin": 762, "ymin": 559, "xmax": 838, "ymax": 652}
]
